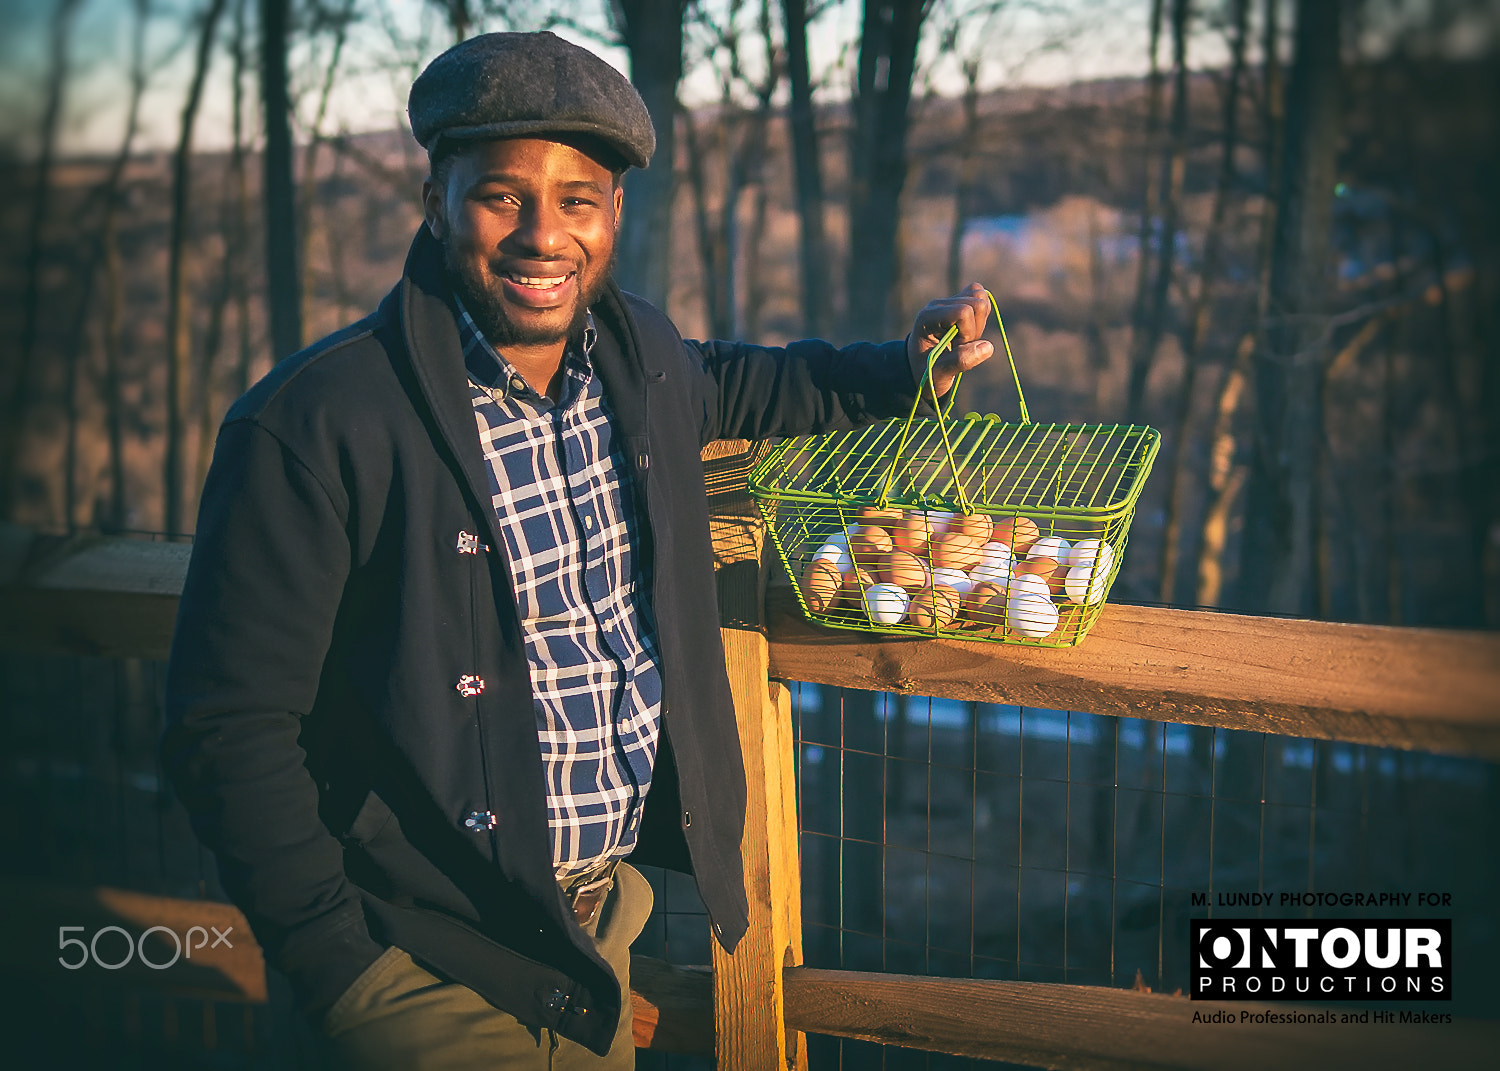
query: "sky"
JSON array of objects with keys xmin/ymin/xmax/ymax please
[
  {"xmin": 0, "ymin": 0, "xmax": 1488, "ymax": 161},
  {"xmin": 0, "ymin": 0, "xmax": 1169, "ymax": 160}
]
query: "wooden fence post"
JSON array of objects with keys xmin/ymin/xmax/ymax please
[{"xmin": 706, "ymin": 442, "xmax": 807, "ymax": 1070}]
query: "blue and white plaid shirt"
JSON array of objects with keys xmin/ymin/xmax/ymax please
[{"xmin": 456, "ymin": 298, "xmax": 665, "ymax": 879}]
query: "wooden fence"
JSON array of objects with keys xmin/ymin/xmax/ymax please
[{"xmin": 2, "ymin": 441, "xmax": 1498, "ymax": 1069}]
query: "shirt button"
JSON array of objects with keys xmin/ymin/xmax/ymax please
[
  {"xmin": 509, "ymin": 373, "xmax": 527, "ymax": 394},
  {"xmin": 584, "ymin": 516, "xmax": 595, "ymax": 530},
  {"xmin": 682, "ymin": 810, "xmax": 692, "ymax": 828}
]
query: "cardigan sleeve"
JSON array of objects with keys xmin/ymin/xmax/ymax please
[
  {"xmin": 161, "ymin": 418, "xmax": 386, "ymax": 1022},
  {"xmin": 681, "ymin": 334, "xmax": 925, "ymax": 446}
]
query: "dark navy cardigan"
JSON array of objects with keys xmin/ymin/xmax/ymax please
[{"xmin": 162, "ymin": 226, "xmax": 916, "ymax": 1054}]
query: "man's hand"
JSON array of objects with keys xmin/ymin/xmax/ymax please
[{"xmin": 907, "ymin": 282, "xmax": 994, "ymax": 403}]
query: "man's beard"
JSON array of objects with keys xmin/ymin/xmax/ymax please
[{"xmin": 442, "ymin": 241, "xmax": 613, "ymax": 349}]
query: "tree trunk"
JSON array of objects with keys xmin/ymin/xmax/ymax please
[
  {"xmin": 1239, "ymin": 0, "xmax": 1342, "ymax": 616},
  {"xmin": 231, "ymin": 0, "xmax": 255, "ymax": 400},
  {"xmin": 844, "ymin": 0, "xmax": 929, "ymax": 341},
  {"xmin": 684, "ymin": 109, "xmax": 732, "ymax": 338},
  {"xmin": 1121, "ymin": 0, "xmax": 1166, "ymax": 419},
  {"xmin": 298, "ymin": 0, "xmax": 355, "ymax": 341},
  {"xmin": 613, "ymin": 0, "xmax": 687, "ymax": 311},
  {"xmin": 261, "ymin": 0, "xmax": 303, "ymax": 361},
  {"xmin": 782, "ymin": 0, "xmax": 830, "ymax": 337},
  {"xmin": 945, "ymin": 59, "xmax": 982, "ymax": 297},
  {"xmin": 164, "ymin": 0, "xmax": 228, "ymax": 536},
  {"xmin": 1195, "ymin": 335, "xmax": 1252, "ymax": 605},
  {"xmin": 1, "ymin": 0, "xmax": 83, "ymax": 522},
  {"xmin": 1124, "ymin": 0, "xmax": 1190, "ymax": 424},
  {"xmin": 1156, "ymin": 0, "xmax": 1248, "ymax": 603}
]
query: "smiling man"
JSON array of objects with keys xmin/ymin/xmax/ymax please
[{"xmin": 163, "ymin": 31, "xmax": 993, "ymax": 1071}]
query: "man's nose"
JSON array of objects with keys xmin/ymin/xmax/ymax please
[{"xmin": 511, "ymin": 202, "xmax": 567, "ymax": 255}]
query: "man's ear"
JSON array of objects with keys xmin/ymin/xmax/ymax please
[
  {"xmin": 613, "ymin": 184, "xmax": 623, "ymax": 229},
  {"xmin": 422, "ymin": 178, "xmax": 446, "ymax": 240}
]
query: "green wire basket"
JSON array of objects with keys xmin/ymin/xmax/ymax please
[{"xmin": 749, "ymin": 292, "xmax": 1159, "ymax": 648}]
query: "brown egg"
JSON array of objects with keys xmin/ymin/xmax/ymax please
[
  {"xmin": 1015, "ymin": 555, "xmax": 1068, "ymax": 597},
  {"xmin": 857, "ymin": 505, "xmax": 906, "ymax": 525},
  {"xmin": 881, "ymin": 549, "xmax": 929, "ymax": 589},
  {"xmin": 960, "ymin": 582, "xmax": 1007, "ymax": 631},
  {"xmin": 930, "ymin": 531, "xmax": 986, "ymax": 571},
  {"xmin": 848, "ymin": 524, "xmax": 894, "ymax": 565},
  {"xmin": 801, "ymin": 559, "xmax": 843, "ymax": 613},
  {"xmin": 950, "ymin": 512, "xmax": 992, "ymax": 543},
  {"xmin": 992, "ymin": 516, "xmax": 1041, "ymax": 554},
  {"xmin": 906, "ymin": 584, "xmax": 962, "ymax": 629},
  {"xmin": 837, "ymin": 567, "xmax": 876, "ymax": 609},
  {"xmin": 893, "ymin": 512, "xmax": 937, "ymax": 555}
]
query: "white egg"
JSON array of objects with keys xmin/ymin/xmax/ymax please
[
  {"xmin": 1068, "ymin": 538, "xmax": 1116, "ymax": 575},
  {"xmin": 969, "ymin": 558, "xmax": 1010, "ymax": 586},
  {"xmin": 1029, "ymin": 535, "xmax": 1071, "ymax": 564},
  {"xmin": 930, "ymin": 567, "xmax": 975, "ymax": 594},
  {"xmin": 979, "ymin": 541, "xmax": 1014, "ymax": 570},
  {"xmin": 1007, "ymin": 572, "xmax": 1053, "ymax": 602},
  {"xmin": 843, "ymin": 522, "xmax": 863, "ymax": 538},
  {"xmin": 863, "ymin": 583, "xmax": 911, "ymax": 625},
  {"xmin": 812, "ymin": 542, "xmax": 852, "ymax": 574},
  {"xmin": 1064, "ymin": 562, "xmax": 1111, "ymax": 605},
  {"xmin": 1006, "ymin": 593, "xmax": 1060, "ymax": 638},
  {"xmin": 924, "ymin": 510, "xmax": 956, "ymax": 534}
]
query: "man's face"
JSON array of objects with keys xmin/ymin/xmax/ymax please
[{"xmin": 422, "ymin": 137, "xmax": 623, "ymax": 348}]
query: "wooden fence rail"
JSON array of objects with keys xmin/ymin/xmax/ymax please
[{"xmin": 3, "ymin": 449, "xmax": 1499, "ymax": 1071}]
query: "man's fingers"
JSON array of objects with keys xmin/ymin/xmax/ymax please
[{"xmin": 931, "ymin": 339, "xmax": 994, "ymax": 372}]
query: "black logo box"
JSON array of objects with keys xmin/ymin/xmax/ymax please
[{"xmin": 1190, "ymin": 918, "xmax": 1451, "ymax": 1002}]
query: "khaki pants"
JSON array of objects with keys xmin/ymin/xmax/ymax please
[{"xmin": 323, "ymin": 863, "xmax": 653, "ymax": 1070}]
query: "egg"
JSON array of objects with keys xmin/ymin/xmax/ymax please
[
  {"xmin": 925, "ymin": 510, "xmax": 956, "ymax": 535},
  {"xmin": 991, "ymin": 516, "xmax": 1040, "ymax": 553},
  {"xmin": 930, "ymin": 567, "xmax": 976, "ymax": 594},
  {"xmin": 848, "ymin": 524, "xmax": 894, "ymax": 565},
  {"xmin": 801, "ymin": 559, "xmax": 843, "ymax": 613},
  {"xmin": 969, "ymin": 558, "xmax": 1009, "ymax": 586},
  {"xmin": 857, "ymin": 505, "xmax": 906, "ymax": 525},
  {"xmin": 1064, "ymin": 562, "xmax": 1111, "ymax": 605},
  {"xmin": 863, "ymin": 583, "xmax": 911, "ymax": 625},
  {"xmin": 881, "ymin": 549, "xmax": 929, "ymax": 589},
  {"xmin": 1029, "ymin": 535, "xmax": 1071, "ymax": 565},
  {"xmin": 907, "ymin": 585, "xmax": 961, "ymax": 629},
  {"xmin": 960, "ymin": 582, "xmax": 1007, "ymax": 630},
  {"xmin": 930, "ymin": 531, "xmax": 986, "ymax": 571},
  {"xmin": 892, "ymin": 512, "xmax": 938, "ymax": 554},
  {"xmin": 949, "ymin": 512, "xmax": 992, "ymax": 542},
  {"xmin": 837, "ymin": 566, "xmax": 876, "ymax": 608},
  {"xmin": 1007, "ymin": 593, "xmax": 1060, "ymax": 639},
  {"xmin": 1007, "ymin": 572, "xmax": 1053, "ymax": 602},
  {"xmin": 1068, "ymin": 538, "xmax": 1116, "ymax": 575},
  {"xmin": 811, "ymin": 542, "xmax": 852, "ymax": 574},
  {"xmin": 977, "ymin": 541, "xmax": 1014, "ymax": 572}
]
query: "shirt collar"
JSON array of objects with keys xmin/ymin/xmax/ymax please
[{"xmin": 453, "ymin": 295, "xmax": 597, "ymax": 403}]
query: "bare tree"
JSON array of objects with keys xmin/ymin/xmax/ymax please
[
  {"xmin": 1240, "ymin": 0, "xmax": 1343, "ymax": 615},
  {"xmin": 845, "ymin": 0, "xmax": 933, "ymax": 340},
  {"xmin": 1124, "ymin": 0, "xmax": 1190, "ymax": 423},
  {"xmin": 1, "ymin": 0, "xmax": 84, "ymax": 523},
  {"xmin": 164, "ymin": 0, "xmax": 230, "ymax": 537},
  {"xmin": 612, "ymin": 0, "xmax": 690, "ymax": 310},
  {"xmin": 782, "ymin": 0, "xmax": 831, "ymax": 336},
  {"xmin": 262, "ymin": 0, "xmax": 303, "ymax": 363},
  {"xmin": 1157, "ymin": 0, "xmax": 1249, "ymax": 603}
]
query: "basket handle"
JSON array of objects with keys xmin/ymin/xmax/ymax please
[{"xmin": 875, "ymin": 289, "xmax": 1027, "ymax": 512}]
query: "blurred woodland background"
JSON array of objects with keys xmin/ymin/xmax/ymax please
[{"xmin": 0, "ymin": 0, "xmax": 1497, "ymax": 626}]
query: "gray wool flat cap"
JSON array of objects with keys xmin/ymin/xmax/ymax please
[{"xmin": 408, "ymin": 31, "xmax": 655, "ymax": 170}]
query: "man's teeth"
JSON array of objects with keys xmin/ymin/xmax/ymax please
[{"xmin": 505, "ymin": 272, "xmax": 571, "ymax": 287}]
